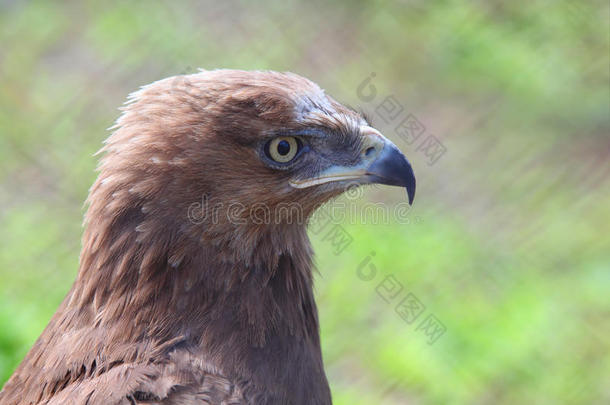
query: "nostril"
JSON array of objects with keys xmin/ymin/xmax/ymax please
[{"xmin": 364, "ymin": 146, "xmax": 376, "ymax": 157}]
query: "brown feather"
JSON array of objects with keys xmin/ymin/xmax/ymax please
[{"xmin": 0, "ymin": 70, "xmax": 368, "ymax": 405}]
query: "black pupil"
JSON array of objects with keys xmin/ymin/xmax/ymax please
[{"xmin": 277, "ymin": 140, "xmax": 291, "ymax": 156}]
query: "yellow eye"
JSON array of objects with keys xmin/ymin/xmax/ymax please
[{"xmin": 266, "ymin": 136, "xmax": 300, "ymax": 163}]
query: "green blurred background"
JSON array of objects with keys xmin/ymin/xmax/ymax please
[{"xmin": 0, "ymin": 1, "xmax": 608, "ymax": 403}]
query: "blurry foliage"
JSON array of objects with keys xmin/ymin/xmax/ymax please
[{"xmin": 0, "ymin": 0, "xmax": 609, "ymax": 404}]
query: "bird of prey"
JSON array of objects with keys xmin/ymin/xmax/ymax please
[{"xmin": 0, "ymin": 70, "xmax": 415, "ymax": 405}]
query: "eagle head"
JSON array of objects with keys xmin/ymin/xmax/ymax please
[
  {"xmin": 1, "ymin": 70, "xmax": 417, "ymax": 405},
  {"xmin": 99, "ymin": 70, "xmax": 414, "ymax": 233}
]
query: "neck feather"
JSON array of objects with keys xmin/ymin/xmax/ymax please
[{"xmin": 63, "ymin": 190, "xmax": 330, "ymax": 403}]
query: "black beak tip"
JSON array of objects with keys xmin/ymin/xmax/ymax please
[
  {"xmin": 407, "ymin": 180, "xmax": 415, "ymax": 205},
  {"xmin": 405, "ymin": 165, "xmax": 416, "ymax": 205},
  {"xmin": 367, "ymin": 143, "xmax": 417, "ymax": 205}
]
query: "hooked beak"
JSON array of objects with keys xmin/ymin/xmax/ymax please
[{"xmin": 290, "ymin": 126, "xmax": 416, "ymax": 204}]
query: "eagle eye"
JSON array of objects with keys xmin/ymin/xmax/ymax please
[{"xmin": 265, "ymin": 136, "xmax": 302, "ymax": 164}]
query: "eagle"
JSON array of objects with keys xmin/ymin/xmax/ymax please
[{"xmin": 0, "ymin": 70, "xmax": 415, "ymax": 405}]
